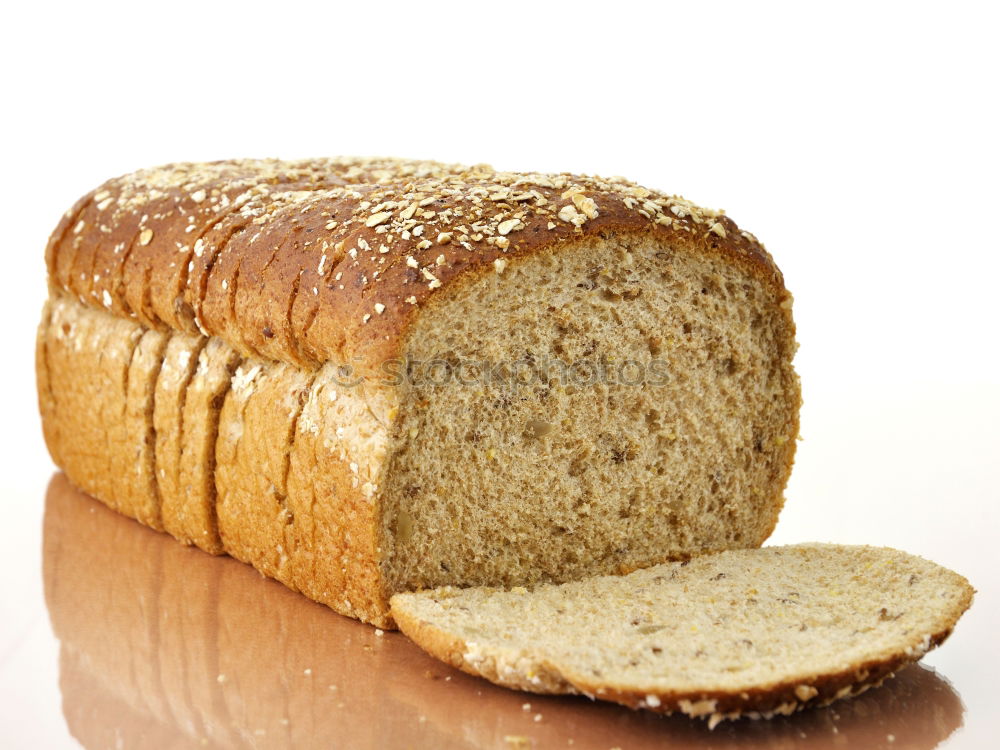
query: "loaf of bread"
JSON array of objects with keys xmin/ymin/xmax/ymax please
[
  {"xmin": 391, "ymin": 544, "xmax": 974, "ymax": 727},
  {"xmin": 36, "ymin": 157, "xmax": 801, "ymax": 627}
]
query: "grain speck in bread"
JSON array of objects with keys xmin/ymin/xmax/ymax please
[
  {"xmin": 390, "ymin": 544, "xmax": 974, "ymax": 726},
  {"xmin": 37, "ymin": 157, "xmax": 800, "ymax": 626}
]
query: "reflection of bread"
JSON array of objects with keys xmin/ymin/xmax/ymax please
[
  {"xmin": 44, "ymin": 475, "xmax": 964, "ymax": 750},
  {"xmin": 392, "ymin": 545, "xmax": 973, "ymax": 726},
  {"xmin": 44, "ymin": 473, "xmax": 381, "ymax": 748},
  {"xmin": 395, "ymin": 662, "xmax": 965, "ymax": 750},
  {"xmin": 37, "ymin": 158, "xmax": 801, "ymax": 627},
  {"xmin": 58, "ymin": 648, "xmax": 229, "ymax": 750}
]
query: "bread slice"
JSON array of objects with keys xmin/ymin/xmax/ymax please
[
  {"xmin": 38, "ymin": 157, "xmax": 801, "ymax": 626},
  {"xmin": 391, "ymin": 544, "xmax": 973, "ymax": 726}
]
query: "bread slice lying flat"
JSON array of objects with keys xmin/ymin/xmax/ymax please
[{"xmin": 391, "ymin": 544, "xmax": 973, "ymax": 726}]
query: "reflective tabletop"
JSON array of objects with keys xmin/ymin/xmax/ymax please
[
  {"xmin": 2, "ymin": 383, "xmax": 998, "ymax": 750},
  {"xmin": 0, "ymin": 472, "xmax": 988, "ymax": 749}
]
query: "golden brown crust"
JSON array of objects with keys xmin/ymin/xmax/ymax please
[
  {"xmin": 35, "ymin": 302, "xmax": 59, "ymax": 468},
  {"xmin": 122, "ymin": 328, "xmax": 171, "ymax": 528},
  {"xmin": 168, "ymin": 338, "xmax": 242, "ymax": 552},
  {"xmin": 38, "ymin": 296, "xmax": 145, "ymax": 514},
  {"xmin": 152, "ymin": 332, "xmax": 208, "ymax": 535},
  {"xmin": 582, "ymin": 628, "xmax": 962, "ymax": 722},
  {"xmin": 47, "ymin": 158, "xmax": 786, "ymax": 371},
  {"xmin": 39, "ymin": 296, "xmax": 394, "ymax": 626}
]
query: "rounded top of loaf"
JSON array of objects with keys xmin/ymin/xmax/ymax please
[{"xmin": 46, "ymin": 157, "xmax": 786, "ymax": 369}]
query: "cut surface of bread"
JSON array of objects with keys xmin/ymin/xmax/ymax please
[
  {"xmin": 38, "ymin": 157, "xmax": 800, "ymax": 626},
  {"xmin": 381, "ymin": 232, "xmax": 798, "ymax": 593},
  {"xmin": 390, "ymin": 544, "xmax": 973, "ymax": 725}
]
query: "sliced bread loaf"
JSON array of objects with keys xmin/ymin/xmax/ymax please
[
  {"xmin": 390, "ymin": 544, "xmax": 973, "ymax": 726},
  {"xmin": 38, "ymin": 158, "xmax": 800, "ymax": 626}
]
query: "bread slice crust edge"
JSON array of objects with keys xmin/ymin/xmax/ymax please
[{"xmin": 390, "ymin": 544, "xmax": 974, "ymax": 726}]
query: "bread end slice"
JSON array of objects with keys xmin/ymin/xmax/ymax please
[{"xmin": 391, "ymin": 544, "xmax": 973, "ymax": 726}]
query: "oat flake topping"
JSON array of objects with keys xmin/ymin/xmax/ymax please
[{"xmin": 48, "ymin": 157, "xmax": 779, "ymax": 367}]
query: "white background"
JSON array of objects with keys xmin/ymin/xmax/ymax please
[{"xmin": 1, "ymin": 2, "xmax": 997, "ymax": 748}]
